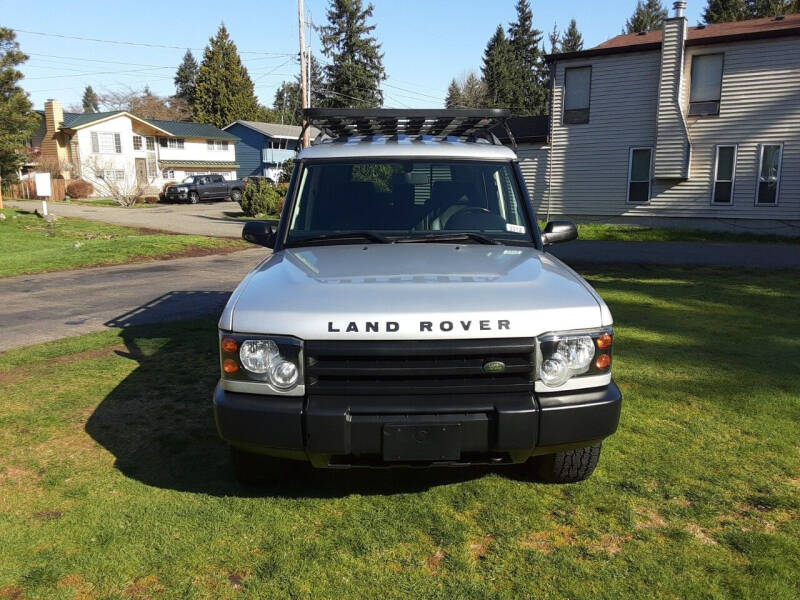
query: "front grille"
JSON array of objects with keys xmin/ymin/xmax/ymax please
[{"xmin": 305, "ymin": 338, "xmax": 535, "ymax": 395}]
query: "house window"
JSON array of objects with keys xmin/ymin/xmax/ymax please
[
  {"xmin": 159, "ymin": 138, "xmax": 185, "ymax": 149},
  {"xmin": 91, "ymin": 132, "xmax": 122, "ymax": 154},
  {"xmin": 689, "ymin": 54, "xmax": 723, "ymax": 116},
  {"xmin": 145, "ymin": 137, "xmax": 155, "ymax": 151},
  {"xmin": 756, "ymin": 144, "xmax": 783, "ymax": 205},
  {"xmin": 132, "ymin": 135, "xmax": 142, "ymax": 150},
  {"xmin": 102, "ymin": 169, "xmax": 125, "ymax": 181},
  {"xmin": 162, "ymin": 169, "xmax": 176, "ymax": 179},
  {"xmin": 627, "ymin": 147, "xmax": 652, "ymax": 204},
  {"xmin": 712, "ymin": 145, "xmax": 737, "ymax": 204},
  {"xmin": 563, "ymin": 66, "xmax": 591, "ymax": 124},
  {"xmin": 207, "ymin": 140, "xmax": 229, "ymax": 151}
]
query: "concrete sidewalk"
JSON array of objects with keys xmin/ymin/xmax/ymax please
[
  {"xmin": 0, "ymin": 248, "xmax": 266, "ymax": 352},
  {"xmin": 549, "ymin": 240, "xmax": 800, "ymax": 269}
]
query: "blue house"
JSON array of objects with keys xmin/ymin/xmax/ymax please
[{"xmin": 223, "ymin": 121, "xmax": 319, "ymax": 182}]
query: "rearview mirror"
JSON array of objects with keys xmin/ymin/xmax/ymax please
[
  {"xmin": 242, "ymin": 220, "xmax": 278, "ymax": 248},
  {"xmin": 541, "ymin": 221, "xmax": 578, "ymax": 245}
]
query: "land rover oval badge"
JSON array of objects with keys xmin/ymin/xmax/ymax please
[{"xmin": 483, "ymin": 360, "xmax": 506, "ymax": 374}]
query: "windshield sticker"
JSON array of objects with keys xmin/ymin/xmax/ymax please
[{"xmin": 506, "ymin": 223, "xmax": 526, "ymax": 234}]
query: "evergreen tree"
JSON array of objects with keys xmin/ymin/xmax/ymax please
[
  {"xmin": 81, "ymin": 85, "xmax": 99, "ymax": 113},
  {"xmin": 625, "ymin": 0, "xmax": 668, "ymax": 33},
  {"xmin": 561, "ymin": 19, "xmax": 584, "ymax": 52},
  {"xmin": 507, "ymin": 0, "xmax": 547, "ymax": 115},
  {"xmin": 460, "ymin": 72, "xmax": 488, "ymax": 107},
  {"xmin": 0, "ymin": 28, "xmax": 37, "ymax": 183},
  {"xmin": 481, "ymin": 25, "xmax": 514, "ymax": 108},
  {"xmin": 319, "ymin": 0, "xmax": 385, "ymax": 108},
  {"xmin": 548, "ymin": 22, "xmax": 561, "ymax": 54},
  {"xmin": 174, "ymin": 49, "xmax": 198, "ymax": 104},
  {"xmin": 192, "ymin": 24, "xmax": 261, "ymax": 127},
  {"xmin": 273, "ymin": 54, "xmax": 325, "ymax": 124},
  {"xmin": 748, "ymin": 0, "xmax": 799, "ymax": 18},
  {"xmin": 444, "ymin": 78, "xmax": 464, "ymax": 108}
]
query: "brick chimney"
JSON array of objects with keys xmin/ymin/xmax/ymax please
[{"xmin": 41, "ymin": 99, "xmax": 70, "ymax": 173}]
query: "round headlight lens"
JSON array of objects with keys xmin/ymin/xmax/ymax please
[
  {"xmin": 270, "ymin": 359, "xmax": 299, "ymax": 389},
  {"xmin": 556, "ymin": 335, "xmax": 595, "ymax": 372},
  {"xmin": 239, "ymin": 339, "xmax": 280, "ymax": 374},
  {"xmin": 541, "ymin": 352, "xmax": 570, "ymax": 387}
]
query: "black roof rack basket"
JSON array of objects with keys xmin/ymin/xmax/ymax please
[{"xmin": 302, "ymin": 108, "xmax": 513, "ymax": 146}]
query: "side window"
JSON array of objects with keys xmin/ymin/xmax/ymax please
[
  {"xmin": 712, "ymin": 145, "xmax": 737, "ymax": 204},
  {"xmin": 689, "ymin": 54, "xmax": 723, "ymax": 116},
  {"xmin": 132, "ymin": 135, "xmax": 142, "ymax": 150},
  {"xmin": 627, "ymin": 148, "xmax": 652, "ymax": 204},
  {"xmin": 563, "ymin": 66, "xmax": 591, "ymax": 124},
  {"xmin": 756, "ymin": 144, "xmax": 783, "ymax": 205}
]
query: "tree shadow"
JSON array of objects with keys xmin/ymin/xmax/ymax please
[{"xmin": 86, "ymin": 292, "xmax": 493, "ymax": 499}]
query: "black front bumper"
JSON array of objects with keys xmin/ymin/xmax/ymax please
[{"xmin": 213, "ymin": 382, "xmax": 621, "ymax": 467}]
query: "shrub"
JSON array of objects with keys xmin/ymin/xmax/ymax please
[
  {"xmin": 239, "ymin": 179, "xmax": 284, "ymax": 217},
  {"xmin": 275, "ymin": 182, "xmax": 289, "ymax": 197},
  {"xmin": 279, "ymin": 159, "xmax": 295, "ymax": 183},
  {"xmin": 65, "ymin": 179, "xmax": 94, "ymax": 198},
  {"xmin": 143, "ymin": 196, "xmax": 159, "ymax": 204},
  {"xmin": 159, "ymin": 181, "xmax": 178, "ymax": 203}
]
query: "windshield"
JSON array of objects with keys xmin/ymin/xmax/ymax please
[{"xmin": 286, "ymin": 160, "xmax": 533, "ymax": 245}]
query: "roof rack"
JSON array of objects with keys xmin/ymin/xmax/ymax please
[{"xmin": 301, "ymin": 108, "xmax": 514, "ymax": 147}]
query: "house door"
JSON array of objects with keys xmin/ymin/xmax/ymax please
[{"xmin": 135, "ymin": 158, "xmax": 147, "ymax": 185}]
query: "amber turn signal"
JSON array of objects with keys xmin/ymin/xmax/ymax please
[
  {"xmin": 595, "ymin": 354, "xmax": 611, "ymax": 369},
  {"xmin": 596, "ymin": 333, "xmax": 613, "ymax": 349},
  {"xmin": 221, "ymin": 338, "xmax": 238, "ymax": 353},
  {"xmin": 222, "ymin": 358, "xmax": 239, "ymax": 374}
]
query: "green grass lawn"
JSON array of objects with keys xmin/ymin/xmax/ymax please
[
  {"xmin": 7, "ymin": 197, "xmax": 160, "ymax": 208},
  {"xmin": 572, "ymin": 223, "xmax": 798, "ymax": 244},
  {"xmin": 0, "ymin": 266, "xmax": 798, "ymax": 599},
  {"xmin": 0, "ymin": 208, "xmax": 246, "ymax": 278}
]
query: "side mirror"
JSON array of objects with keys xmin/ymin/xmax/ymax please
[
  {"xmin": 242, "ymin": 220, "xmax": 278, "ymax": 248},
  {"xmin": 541, "ymin": 221, "xmax": 578, "ymax": 245}
]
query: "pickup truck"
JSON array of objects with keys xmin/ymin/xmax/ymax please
[{"xmin": 165, "ymin": 175, "xmax": 244, "ymax": 204}]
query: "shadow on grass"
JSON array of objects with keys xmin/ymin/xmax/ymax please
[{"xmin": 86, "ymin": 293, "xmax": 493, "ymax": 499}]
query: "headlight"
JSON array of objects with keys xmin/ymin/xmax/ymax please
[
  {"xmin": 219, "ymin": 333, "xmax": 303, "ymax": 393},
  {"xmin": 177, "ymin": 187, "xmax": 188, "ymax": 193},
  {"xmin": 538, "ymin": 329, "xmax": 613, "ymax": 388}
]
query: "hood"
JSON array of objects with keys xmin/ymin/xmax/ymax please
[{"xmin": 221, "ymin": 244, "xmax": 611, "ymax": 340}]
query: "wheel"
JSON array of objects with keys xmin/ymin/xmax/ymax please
[
  {"xmin": 188, "ymin": 192, "xmax": 199, "ymax": 204},
  {"xmin": 521, "ymin": 443, "xmax": 602, "ymax": 483},
  {"xmin": 230, "ymin": 446, "xmax": 294, "ymax": 485},
  {"xmin": 230, "ymin": 189, "xmax": 242, "ymax": 202}
]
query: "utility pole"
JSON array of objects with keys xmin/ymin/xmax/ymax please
[{"xmin": 298, "ymin": 0, "xmax": 310, "ymax": 148}]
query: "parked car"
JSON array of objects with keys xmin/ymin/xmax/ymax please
[
  {"xmin": 213, "ymin": 109, "xmax": 622, "ymax": 485},
  {"xmin": 165, "ymin": 175, "xmax": 244, "ymax": 204}
]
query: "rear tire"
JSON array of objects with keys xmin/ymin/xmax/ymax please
[
  {"xmin": 230, "ymin": 446, "xmax": 293, "ymax": 485},
  {"xmin": 522, "ymin": 443, "xmax": 602, "ymax": 483},
  {"xmin": 230, "ymin": 189, "xmax": 242, "ymax": 202},
  {"xmin": 188, "ymin": 192, "xmax": 199, "ymax": 204}
]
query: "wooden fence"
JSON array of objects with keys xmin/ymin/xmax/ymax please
[{"xmin": 8, "ymin": 178, "xmax": 66, "ymax": 202}]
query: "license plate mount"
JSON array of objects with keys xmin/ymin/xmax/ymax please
[{"xmin": 382, "ymin": 423, "xmax": 461, "ymax": 462}]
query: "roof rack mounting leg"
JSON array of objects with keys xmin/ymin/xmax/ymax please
[{"xmin": 502, "ymin": 117, "xmax": 517, "ymax": 151}]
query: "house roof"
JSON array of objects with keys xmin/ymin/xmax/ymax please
[
  {"xmin": 490, "ymin": 116, "xmax": 549, "ymax": 144},
  {"xmin": 158, "ymin": 159, "xmax": 240, "ymax": 169},
  {"xmin": 46, "ymin": 109, "xmax": 237, "ymax": 140},
  {"xmin": 548, "ymin": 14, "xmax": 800, "ymax": 61},
  {"xmin": 226, "ymin": 120, "xmax": 321, "ymax": 139}
]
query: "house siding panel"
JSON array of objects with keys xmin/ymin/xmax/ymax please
[
  {"xmin": 225, "ymin": 122, "xmax": 266, "ymax": 179},
  {"xmin": 544, "ymin": 35, "xmax": 800, "ymax": 222}
]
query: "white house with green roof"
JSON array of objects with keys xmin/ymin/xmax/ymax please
[{"xmin": 36, "ymin": 100, "xmax": 240, "ymax": 195}]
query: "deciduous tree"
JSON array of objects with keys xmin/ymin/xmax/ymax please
[
  {"xmin": 193, "ymin": 24, "xmax": 261, "ymax": 127},
  {"xmin": 0, "ymin": 28, "xmax": 38, "ymax": 183},
  {"xmin": 319, "ymin": 0, "xmax": 385, "ymax": 108}
]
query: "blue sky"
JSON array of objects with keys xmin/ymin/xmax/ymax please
[{"xmin": 2, "ymin": 0, "xmax": 703, "ymax": 112}]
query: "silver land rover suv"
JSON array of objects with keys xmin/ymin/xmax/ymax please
[{"xmin": 213, "ymin": 109, "xmax": 621, "ymax": 484}]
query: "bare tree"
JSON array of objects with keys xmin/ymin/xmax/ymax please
[
  {"xmin": 98, "ymin": 87, "xmax": 190, "ymax": 120},
  {"xmin": 83, "ymin": 157, "xmax": 148, "ymax": 207}
]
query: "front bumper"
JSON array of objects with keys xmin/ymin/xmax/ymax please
[{"xmin": 213, "ymin": 381, "xmax": 622, "ymax": 467}]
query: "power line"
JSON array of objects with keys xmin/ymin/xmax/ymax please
[{"xmin": 11, "ymin": 27, "xmax": 295, "ymax": 56}]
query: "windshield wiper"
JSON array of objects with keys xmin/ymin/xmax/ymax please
[
  {"xmin": 394, "ymin": 232, "xmax": 502, "ymax": 245},
  {"xmin": 285, "ymin": 231, "xmax": 392, "ymax": 247}
]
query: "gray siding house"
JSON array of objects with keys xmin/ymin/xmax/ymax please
[{"xmin": 528, "ymin": 6, "xmax": 800, "ymax": 234}]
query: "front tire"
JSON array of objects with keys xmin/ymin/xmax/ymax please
[
  {"xmin": 230, "ymin": 446, "xmax": 293, "ymax": 485},
  {"xmin": 521, "ymin": 443, "xmax": 602, "ymax": 483},
  {"xmin": 188, "ymin": 192, "xmax": 199, "ymax": 204}
]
